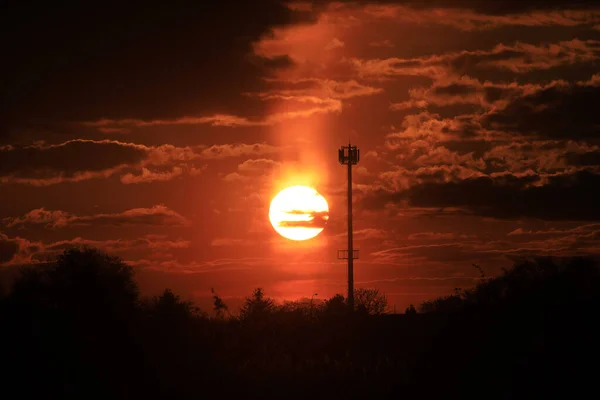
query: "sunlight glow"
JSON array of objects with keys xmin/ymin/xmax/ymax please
[{"xmin": 269, "ymin": 186, "xmax": 329, "ymax": 241}]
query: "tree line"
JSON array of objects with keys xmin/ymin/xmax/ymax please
[{"xmin": 1, "ymin": 247, "xmax": 599, "ymax": 399}]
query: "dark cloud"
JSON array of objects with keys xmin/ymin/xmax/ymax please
[
  {"xmin": 449, "ymin": 49, "xmax": 524, "ymax": 74},
  {"xmin": 0, "ymin": 233, "xmax": 41, "ymax": 265},
  {"xmin": 483, "ymin": 86, "xmax": 514, "ymax": 103},
  {"xmin": 362, "ymin": 170, "xmax": 600, "ymax": 221},
  {"xmin": 0, "ymin": 235, "xmax": 19, "ymax": 264},
  {"xmin": 443, "ymin": 140, "xmax": 494, "ymax": 158},
  {"xmin": 317, "ymin": 0, "xmax": 600, "ymax": 15},
  {"xmin": 485, "ymin": 77, "xmax": 600, "ymax": 139},
  {"xmin": 370, "ymin": 241, "xmax": 505, "ymax": 264},
  {"xmin": 0, "ymin": 140, "xmax": 146, "ymax": 177},
  {"xmin": 356, "ymin": 40, "xmax": 600, "ymax": 82},
  {"xmin": 43, "ymin": 236, "xmax": 190, "ymax": 255},
  {"xmin": 407, "ymin": 232, "xmax": 474, "ymax": 240},
  {"xmin": 3, "ymin": 205, "xmax": 191, "ymax": 228},
  {"xmin": 432, "ymin": 83, "xmax": 479, "ymax": 96},
  {"xmin": 347, "ymin": 0, "xmax": 600, "ymax": 14},
  {"xmin": 200, "ymin": 143, "xmax": 280, "ymax": 159},
  {"xmin": 1, "ymin": 2, "xmax": 314, "ymax": 135},
  {"xmin": 0, "ymin": 139, "xmax": 210, "ymax": 185},
  {"xmin": 277, "ymin": 210, "xmax": 330, "ymax": 228},
  {"xmin": 0, "ymin": 235, "xmax": 190, "ymax": 265},
  {"xmin": 564, "ymin": 150, "xmax": 600, "ymax": 166}
]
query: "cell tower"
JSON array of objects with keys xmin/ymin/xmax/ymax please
[{"xmin": 337, "ymin": 143, "xmax": 360, "ymax": 311}]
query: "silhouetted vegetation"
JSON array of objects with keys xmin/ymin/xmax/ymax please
[
  {"xmin": 2, "ymin": 247, "xmax": 599, "ymax": 399},
  {"xmin": 405, "ymin": 303, "xmax": 417, "ymax": 315}
]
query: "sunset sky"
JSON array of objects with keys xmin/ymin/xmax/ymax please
[{"xmin": 2, "ymin": 1, "xmax": 600, "ymax": 311}]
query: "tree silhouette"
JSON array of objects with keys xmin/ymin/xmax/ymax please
[
  {"xmin": 4, "ymin": 248, "xmax": 145, "ymax": 399},
  {"xmin": 145, "ymin": 288, "xmax": 200, "ymax": 323},
  {"xmin": 419, "ymin": 257, "xmax": 600, "ymax": 313},
  {"xmin": 211, "ymin": 287, "xmax": 229, "ymax": 319},
  {"xmin": 405, "ymin": 304, "xmax": 417, "ymax": 315},
  {"xmin": 472, "ymin": 263, "xmax": 485, "ymax": 278},
  {"xmin": 354, "ymin": 288, "xmax": 388, "ymax": 315},
  {"xmin": 239, "ymin": 287, "xmax": 276, "ymax": 322},
  {"xmin": 9, "ymin": 247, "xmax": 139, "ymax": 321},
  {"xmin": 3, "ymin": 247, "xmax": 599, "ymax": 399},
  {"xmin": 52, "ymin": 247, "xmax": 139, "ymax": 319},
  {"xmin": 320, "ymin": 293, "xmax": 348, "ymax": 316}
]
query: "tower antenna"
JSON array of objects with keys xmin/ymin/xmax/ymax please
[{"xmin": 337, "ymin": 142, "xmax": 360, "ymax": 311}]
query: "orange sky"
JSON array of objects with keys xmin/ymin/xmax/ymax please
[{"xmin": 2, "ymin": 1, "xmax": 600, "ymax": 312}]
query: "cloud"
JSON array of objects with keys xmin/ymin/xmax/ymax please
[
  {"xmin": 0, "ymin": 234, "xmax": 20, "ymax": 264},
  {"xmin": 120, "ymin": 167, "xmax": 183, "ymax": 184},
  {"xmin": 325, "ymin": 38, "xmax": 345, "ymax": 50},
  {"xmin": 366, "ymin": 231, "xmax": 600, "ymax": 265},
  {"xmin": 0, "ymin": 234, "xmax": 191, "ymax": 265},
  {"xmin": 44, "ymin": 235, "xmax": 190, "ymax": 255},
  {"xmin": 237, "ymin": 159, "xmax": 281, "ymax": 174},
  {"xmin": 255, "ymin": 79, "xmax": 383, "ymax": 100},
  {"xmin": 352, "ymin": 40, "xmax": 600, "ymax": 79},
  {"xmin": 223, "ymin": 158, "xmax": 282, "ymax": 182},
  {"xmin": 484, "ymin": 74, "xmax": 600, "ymax": 139},
  {"xmin": 0, "ymin": 139, "xmax": 202, "ymax": 186},
  {"xmin": 408, "ymin": 232, "xmax": 475, "ymax": 240},
  {"xmin": 277, "ymin": 220, "xmax": 327, "ymax": 229},
  {"xmin": 370, "ymin": 164, "xmax": 485, "ymax": 194},
  {"xmin": 383, "ymin": 111, "xmax": 487, "ymax": 145},
  {"xmin": 564, "ymin": 150, "xmax": 600, "ymax": 167},
  {"xmin": 508, "ymin": 223, "xmax": 600, "ymax": 236},
  {"xmin": 136, "ymin": 257, "xmax": 270, "ymax": 274},
  {"xmin": 369, "ymin": 39, "xmax": 394, "ymax": 48},
  {"xmin": 0, "ymin": 139, "xmax": 147, "ymax": 177},
  {"xmin": 1, "ymin": 139, "xmax": 277, "ymax": 186},
  {"xmin": 361, "ymin": 169, "xmax": 600, "ymax": 221},
  {"xmin": 483, "ymin": 140, "xmax": 600, "ymax": 173},
  {"xmin": 84, "ymin": 115, "xmax": 270, "ymax": 129},
  {"xmin": 276, "ymin": 210, "xmax": 330, "ymax": 229},
  {"xmin": 4, "ymin": 205, "xmax": 191, "ymax": 228},
  {"xmin": 358, "ymin": 4, "xmax": 600, "ymax": 31},
  {"xmin": 97, "ymin": 127, "xmax": 131, "ymax": 134},
  {"xmin": 119, "ymin": 166, "xmax": 205, "ymax": 184},
  {"xmin": 3, "ymin": 2, "xmax": 315, "ymax": 132},
  {"xmin": 83, "ymin": 95, "xmax": 343, "ymax": 131},
  {"xmin": 497, "ymin": 224, "xmax": 600, "ymax": 256},
  {"xmin": 372, "ymin": 238, "xmax": 582, "ymax": 264},
  {"xmin": 351, "ymin": 57, "xmax": 448, "ymax": 80},
  {"xmin": 0, "ymin": 233, "xmax": 42, "ymax": 265},
  {"xmin": 199, "ymin": 143, "xmax": 281, "ymax": 159},
  {"xmin": 369, "ymin": 241, "xmax": 502, "ymax": 264},
  {"xmin": 384, "ymin": 75, "xmax": 600, "ymax": 174},
  {"xmin": 223, "ymin": 172, "xmax": 245, "ymax": 182},
  {"xmin": 389, "ymin": 99, "xmax": 430, "ymax": 111},
  {"xmin": 390, "ymin": 76, "xmax": 505, "ymax": 110},
  {"xmin": 334, "ymin": 228, "xmax": 387, "ymax": 240},
  {"xmin": 210, "ymin": 238, "xmax": 254, "ymax": 247}
]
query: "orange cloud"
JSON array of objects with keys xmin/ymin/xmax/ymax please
[
  {"xmin": 4, "ymin": 205, "xmax": 191, "ymax": 228},
  {"xmin": 254, "ymin": 78, "xmax": 383, "ymax": 100},
  {"xmin": 353, "ymin": 40, "xmax": 600, "ymax": 79},
  {"xmin": 369, "ymin": 39, "xmax": 394, "ymax": 48},
  {"xmin": 120, "ymin": 167, "xmax": 185, "ymax": 184},
  {"xmin": 1, "ymin": 140, "xmax": 281, "ymax": 186},
  {"xmin": 332, "ymin": 3, "xmax": 600, "ymax": 32},
  {"xmin": 83, "ymin": 96, "xmax": 342, "ymax": 131}
]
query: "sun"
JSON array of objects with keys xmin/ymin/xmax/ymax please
[{"xmin": 269, "ymin": 186, "xmax": 329, "ymax": 241}]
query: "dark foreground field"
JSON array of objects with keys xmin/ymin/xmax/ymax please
[{"xmin": 2, "ymin": 248, "xmax": 599, "ymax": 399}]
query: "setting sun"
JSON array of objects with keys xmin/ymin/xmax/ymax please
[{"xmin": 269, "ymin": 186, "xmax": 329, "ymax": 241}]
